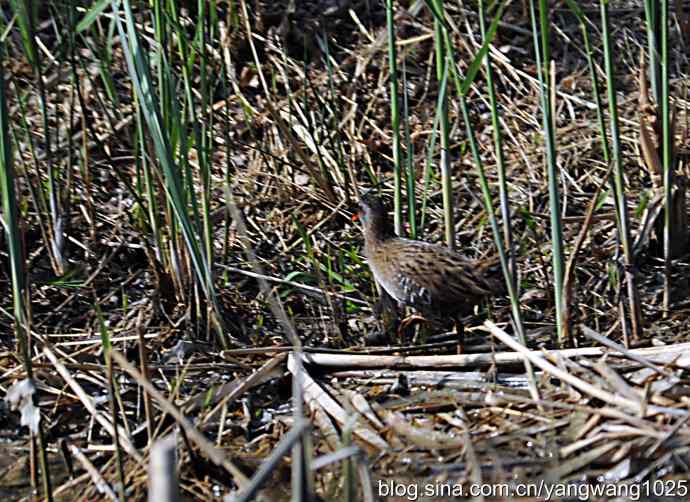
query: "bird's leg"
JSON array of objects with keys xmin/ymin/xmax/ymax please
[
  {"xmin": 454, "ymin": 317, "xmax": 465, "ymax": 354},
  {"xmin": 398, "ymin": 314, "xmax": 427, "ymax": 344},
  {"xmin": 411, "ymin": 316, "xmax": 434, "ymax": 345},
  {"xmin": 373, "ymin": 288, "xmax": 399, "ymax": 344}
]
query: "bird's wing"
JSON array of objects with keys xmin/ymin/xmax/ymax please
[{"xmin": 386, "ymin": 240, "xmax": 495, "ymax": 308}]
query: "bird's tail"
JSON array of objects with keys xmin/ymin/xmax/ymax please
[{"xmin": 474, "ymin": 254, "xmax": 509, "ymax": 295}]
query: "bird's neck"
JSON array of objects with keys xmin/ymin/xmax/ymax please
[{"xmin": 364, "ymin": 213, "xmax": 394, "ymax": 247}]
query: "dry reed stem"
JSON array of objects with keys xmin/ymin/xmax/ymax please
[
  {"xmin": 42, "ymin": 346, "xmax": 144, "ymax": 464},
  {"xmin": 148, "ymin": 436, "xmax": 180, "ymax": 502},
  {"xmin": 298, "ymin": 341, "xmax": 690, "ymax": 370},
  {"xmin": 287, "ymin": 353, "xmax": 388, "ymax": 450},
  {"xmin": 69, "ymin": 445, "xmax": 119, "ymax": 502},
  {"xmin": 484, "ymin": 321, "xmax": 686, "ymax": 417},
  {"xmin": 109, "ymin": 350, "xmax": 249, "ymax": 487}
]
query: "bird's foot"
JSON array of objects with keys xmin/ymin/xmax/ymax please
[{"xmin": 398, "ymin": 314, "xmax": 428, "ymax": 344}]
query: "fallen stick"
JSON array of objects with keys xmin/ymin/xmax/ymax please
[
  {"xmin": 483, "ymin": 321, "xmax": 687, "ymax": 417},
  {"xmin": 299, "ymin": 340, "xmax": 690, "ymax": 370}
]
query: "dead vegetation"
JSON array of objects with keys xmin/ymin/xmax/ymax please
[{"xmin": 1, "ymin": 0, "xmax": 690, "ymax": 501}]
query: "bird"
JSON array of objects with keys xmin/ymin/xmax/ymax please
[{"xmin": 353, "ymin": 192, "xmax": 503, "ymax": 347}]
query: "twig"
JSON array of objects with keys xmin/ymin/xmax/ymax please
[
  {"xmin": 110, "ymin": 350, "xmax": 248, "ymax": 488},
  {"xmin": 483, "ymin": 321, "xmax": 685, "ymax": 417},
  {"xmin": 219, "ymin": 265, "xmax": 367, "ymax": 305},
  {"xmin": 580, "ymin": 325, "xmax": 677, "ymax": 379},
  {"xmin": 194, "ymin": 353, "xmax": 287, "ymax": 419},
  {"xmin": 562, "ymin": 162, "xmax": 614, "ymax": 343},
  {"xmin": 42, "ymin": 346, "xmax": 144, "ymax": 464},
  {"xmin": 225, "ymin": 420, "xmax": 309, "ymax": 502},
  {"xmin": 69, "ymin": 445, "xmax": 118, "ymax": 502}
]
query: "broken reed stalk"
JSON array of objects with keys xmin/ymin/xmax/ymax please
[
  {"xmin": 356, "ymin": 460, "xmax": 376, "ymax": 502},
  {"xmin": 195, "ymin": 354, "xmax": 288, "ymax": 422},
  {"xmin": 385, "ymin": 0, "xmax": 404, "ymax": 237},
  {"xmin": 579, "ymin": 325, "xmax": 675, "ymax": 379},
  {"xmin": 299, "ymin": 341, "xmax": 690, "ymax": 371},
  {"xmin": 227, "ymin": 420, "xmax": 309, "ymax": 502},
  {"xmin": 148, "ymin": 437, "xmax": 180, "ymax": 502},
  {"xmin": 483, "ymin": 321, "xmax": 686, "ymax": 417},
  {"xmin": 287, "ymin": 354, "xmax": 389, "ymax": 450},
  {"xmin": 600, "ymin": 0, "xmax": 643, "ymax": 341},
  {"xmin": 70, "ymin": 445, "xmax": 118, "ymax": 501}
]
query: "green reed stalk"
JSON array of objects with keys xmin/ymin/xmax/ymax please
[
  {"xmin": 11, "ymin": 0, "xmax": 63, "ymax": 274},
  {"xmin": 115, "ymin": 0, "xmax": 235, "ymax": 346},
  {"xmin": 385, "ymin": 0, "xmax": 403, "ymax": 236},
  {"xmin": 660, "ymin": 0, "xmax": 672, "ymax": 312},
  {"xmin": 455, "ymin": 89, "xmax": 539, "ymax": 402},
  {"xmin": 135, "ymin": 96, "xmax": 164, "ymax": 260},
  {"xmin": 13, "ymin": 83, "xmax": 56, "ymax": 272},
  {"xmin": 644, "ymin": 0, "xmax": 661, "ymax": 103},
  {"xmin": 431, "ymin": 0, "xmax": 455, "ymax": 250},
  {"xmin": 402, "ymin": 58, "xmax": 417, "ymax": 239},
  {"xmin": 565, "ymin": 0, "xmax": 611, "ymax": 164},
  {"xmin": 419, "ymin": 100, "xmax": 441, "ymax": 234},
  {"xmin": 431, "ymin": 2, "xmax": 538, "ymax": 401},
  {"xmin": 173, "ymin": 0, "xmax": 216, "ymax": 334},
  {"xmin": 316, "ymin": 33, "xmax": 350, "ymax": 195},
  {"xmin": 437, "ymin": 1, "xmax": 519, "ymax": 331},
  {"xmin": 478, "ymin": 0, "xmax": 515, "ymax": 288},
  {"xmin": 192, "ymin": 1, "xmax": 214, "ymax": 264},
  {"xmin": 564, "ymin": 0, "xmax": 630, "ymax": 341},
  {"xmin": 0, "ymin": 40, "xmax": 53, "ymax": 501},
  {"xmin": 600, "ymin": 0, "xmax": 642, "ymax": 340},
  {"xmin": 530, "ymin": 0, "xmax": 566, "ymax": 346}
]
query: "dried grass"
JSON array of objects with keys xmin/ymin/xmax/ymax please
[{"xmin": 1, "ymin": 1, "xmax": 690, "ymax": 501}]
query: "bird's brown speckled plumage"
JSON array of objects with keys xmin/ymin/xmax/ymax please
[{"xmin": 357, "ymin": 193, "xmax": 501, "ymax": 320}]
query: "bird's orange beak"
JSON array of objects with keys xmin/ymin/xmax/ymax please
[{"xmin": 351, "ymin": 213, "xmax": 360, "ymax": 222}]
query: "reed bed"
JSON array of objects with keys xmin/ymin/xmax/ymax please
[{"xmin": 1, "ymin": 1, "xmax": 689, "ymax": 500}]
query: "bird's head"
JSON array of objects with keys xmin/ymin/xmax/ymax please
[
  {"xmin": 352, "ymin": 192, "xmax": 391, "ymax": 241},
  {"xmin": 353, "ymin": 192, "xmax": 386, "ymax": 225}
]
